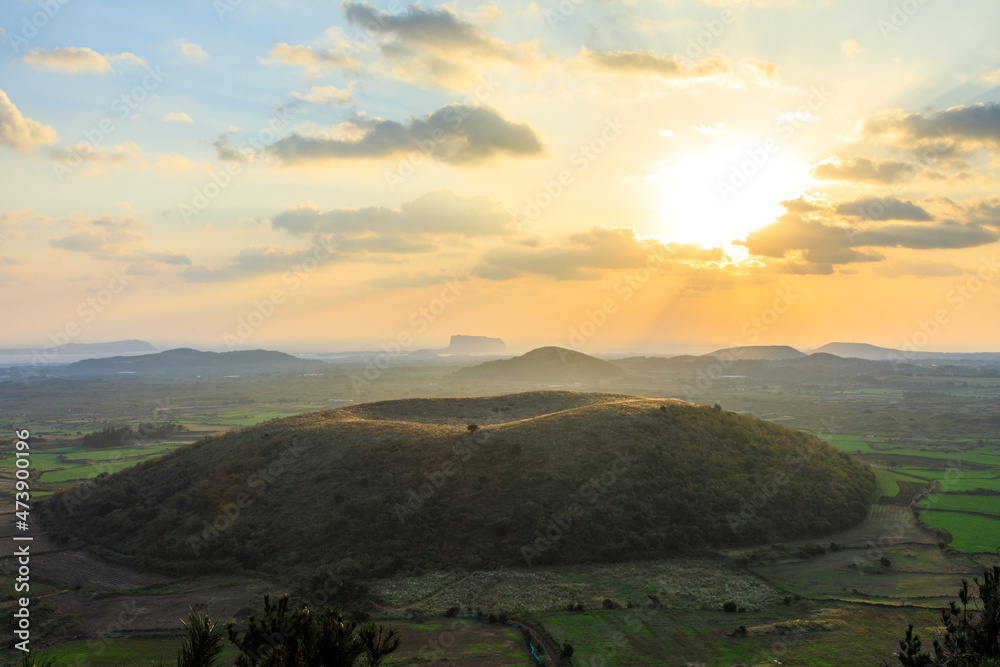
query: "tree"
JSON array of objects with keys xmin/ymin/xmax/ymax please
[
  {"xmin": 177, "ymin": 610, "xmax": 227, "ymax": 667},
  {"xmin": 226, "ymin": 594, "xmax": 400, "ymax": 667},
  {"xmin": 467, "ymin": 424, "xmax": 478, "ymax": 433},
  {"xmin": 892, "ymin": 567, "xmax": 1000, "ymax": 666},
  {"xmin": 356, "ymin": 623, "xmax": 402, "ymax": 667}
]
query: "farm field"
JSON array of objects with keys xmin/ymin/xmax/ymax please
[
  {"xmin": 536, "ymin": 603, "xmax": 940, "ymax": 666},
  {"xmin": 31, "ymin": 618, "xmax": 533, "ymax": 667},
  {"xmin": 916, "ymin": 493, "xmax": 1000, "ymax": 515},
  {"xmin": 917, "ymin": 511, "xmax": 1000, "ymax": 553}
]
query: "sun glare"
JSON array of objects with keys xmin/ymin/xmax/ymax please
[{"xmin": 655, "ymin": 146, "xmax": 811, "ymax": 249}]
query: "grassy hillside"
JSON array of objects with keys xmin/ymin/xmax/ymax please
[
  {"xmin": 454, "ymin": 346, "xmax": 626, "ymax": 382},
  {"xmin": 45, "ymin": 392, "xmax": 875, "ymax": 579}
]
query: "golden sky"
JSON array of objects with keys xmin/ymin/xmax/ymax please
[{"xmin": 1, "ymin": 0, "xmax": 999, "ymax": 353}]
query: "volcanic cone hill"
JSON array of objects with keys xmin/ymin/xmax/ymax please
[
  {"xmin": 45, "ymin": 392, "xmax": 875, "ymax": 577},
  {"xmin": 454, "ymin": 346, "xmax": 627, "ymax": 383}
]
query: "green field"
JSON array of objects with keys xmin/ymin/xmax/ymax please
[
  {"xmin": 916, "ymin": 494, "xmax": 1000, "ymax": 515},
  {"xmin": 61, "ymin": 442, "xmax": 185, "ymax": 461},
  {"xmin": 819, "ymin": 434, "xmax": 878, "ymax": 454},
  {"xmin": 937, "ymin": 478, "xmax": 1000, "ymax": 493},
  {"xmin": 819, "ymin": 434, "xmax": 1000, "ymax": 466},
  {"xmin": 537, "ymin": 604, "xmax": 939, "ymax": 666},
  {"xmin": 39, "ymin": 459, "xmax": 142, "ymax": 482},
  {"xmin": 918, "ymin": 511, "xmax": 1000, "ymax": 553},
  {"xmin": 873, "ymin": 468, "xmax": 918, "ymax": 497},
  {"xmin": 35, "ymin": 637, "xmax": 237, "ymax": 667},
  {"xmin": 894, "ymin": 467, "xmax": 1000, "ymax": 481}
]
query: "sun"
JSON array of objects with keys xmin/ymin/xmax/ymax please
[{"xmin": 654, "ymin": 145, "xmax": 812, "ymax": 249}]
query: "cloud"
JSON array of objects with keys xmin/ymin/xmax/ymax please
[
  {"xmin": 811, "ymin": 156, "xmax": 914, "ymax": 184},
  {"xmin": 49, "ymin": 214, "xmax": 190, "ymax": 267},
  {"xmin": 874, "ymin": 259, "xmax": 965, "ymax": 278},
  {"xmin": 290, "ymin": 84, "xmax": 354, "ymax": 106},
  {"xmin": 578, "ymin": 46, "xmax": 729, "ymax": 79},
  {"xmin": 852, "ymin": 221, "xmax": 998, "ymax": 249},
  {"xmin": 49, "ymin": 141, "xmax": 143, "ymax": 176},
  {"xmin": 265, "ymin": 40, "xmax": 359, "ymax": 77},
  {"xmin": 272, "ymin": 189, "xmax": 516, "ymax": 237},
  {"xmin": 740, "ymin": 209, "xmax": 998, "ymax": 264},
  {"xmin": 841, "ymin": 39, "xmax": 862, "ymax": 56},
  {"xmin": 739, "ymin": 213, "xmax": 885, "ymax": 264},
  {"xmin": 740, "ymin": 57, "xmax": 785, "ymax": 88},
  {"xmin": 161, "ymin": 112, "xmax": 193, "ymax": 123},
  {"xmin": 0, "ymin": 208, "xmax": 50, "ymax": 241},
  {"xmin": 693, "ymin": 122, "xmax": 725, "ymax": 135},
  {"xmin": 0, "ymin": 90, "xmax": 58, "ymax": 153},
  {"xmin": 860, "ymin": 103, "xmax": 1000, "ymax": 157},
  {"xmin": 944, "ymin": 197, "xmax": 1000, "ymax": 229},
  {"xmin": 834, "ymin": 196, "xmax": 932, "ymax": 221},
  {"xmin": 167, "ymin": 38, "xmax": 207, "ymax": 59},
  {"xmin": 179, "ymin": 243, "xmax": 339, "ymax": 283},
  {"xmin": 341, "ymin": 1, "xmax": 542, "ymax": 86},
  {"xmin": 22, "ymin": 47, "xmax": 145, "ymax": 74},
  {"xmin": 268, "ymin": 103, "xmax": 543, "ymax": 165},
  {"xmin": 474, "ymin": 227, "xmax": 723, "ymax": 281}
]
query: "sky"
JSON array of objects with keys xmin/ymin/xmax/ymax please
[{"xmin": 1, "ymin": 0, "xmax": 999, "ymax": 354}]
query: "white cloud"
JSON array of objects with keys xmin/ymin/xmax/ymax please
[
  {"xmin": 167, "ymin": 38, "xmax": 208, "ymax": 59},
  {"xmin": 0, "ymin": 90, "xmax": 58, "ymax": 153},
  {"xmin": 693, "ymin": 122, "xmax": 725, "ymax": 135},
  {"xmin": 841, "ymin": 39, "xmax": 862, "ymax": 56},
  {"xmin": 22, "ymin": 47, "xmax": 146, "ymax": 74},
  {"xmin": 161, "ymin": 112, "xmax": 193, "ymax": 123},
  {"xmin": 290, "ymin": 84, "xmax": 354, "ymax": 106}
]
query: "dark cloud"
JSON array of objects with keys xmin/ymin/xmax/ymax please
[
  {"xmin": 343, "ymin": 2, "xmax": 517, "ymax": 58},
  {"xmin": 740, "ymin": 209, "xmax": 997, "ymax": 264},
  {"xmin": 861, "ymin": 103, "xmax": 1000, "ymax": 156},
  {"xmin": 268, "ymin": 104, "xmax": 543, "ymax": 165},
  {"xmin": 811, "ymin": 156, "xmax": 914, "ymax": 184},
  {"xmin": 271, "ymin": 190, "xmax": 516, "ymax": 237},
  {"xmin": 853, "ymin": 221, "xmax": 997, "ymax": 249},
  {"xmin": 834, "ymin": 196, "xmax": 933, "ymax": 221},
  {"xmin": 340, "ymin": 2, "xmax": 542, "ymax": 87},
  {"xmin": 579, "ymin": 46, "xmax": 729, "ymax": 79}
]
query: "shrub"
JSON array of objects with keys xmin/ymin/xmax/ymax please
[{"xmin": 723, "ymin": 601, "xmax": 737, "ymax": 613}]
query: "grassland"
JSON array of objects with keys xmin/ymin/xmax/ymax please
[
  {"xmin": 917, "ymin": 511, "xmax": 1000, "ymax": 553},
  {"xmin": 537, "ymin": 603, "xmax": 940, "ymax": 666},
  {"xmin": 916, "ymin": 494, "xmax": 1000, "ymax": 514}
]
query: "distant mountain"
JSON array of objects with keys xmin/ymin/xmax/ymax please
[
  {"xmin": 446, "ymin": 335, "xmax": 506, "ymax": 355},
  {"xmin": 707, "ymin": 345, "xmax": 805, "ymax": 361},
  {"xmin": 455, "ymin": 346, "xmax": 626, "ymax": 383},
  {"xmin": 57, "ymin": 348, "xmax": 321, "ymax": 377},
  {"xmin": 0, "ymin": 339, "xmax": 156, "ymax": 356},
  {"xmin": 811, "ymin": 342, "xmax": 904, "ymax": 361},
  {"xmin": 813, "ymin": 342, "xmax": 1000, "ymax": 362}
]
